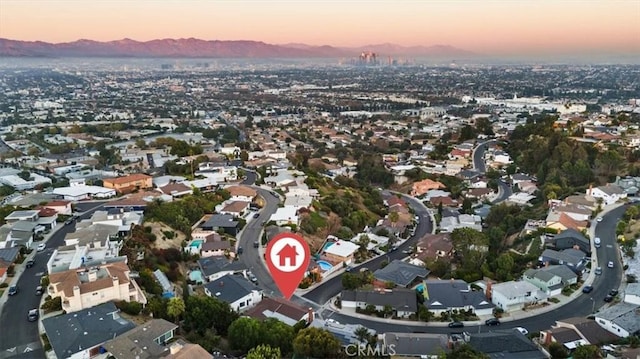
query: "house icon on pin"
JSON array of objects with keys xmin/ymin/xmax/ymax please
[{"xmin": 277, "ymin": 243, "xmax": 298, "ymax": 267}]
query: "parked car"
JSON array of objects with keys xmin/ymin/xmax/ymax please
[
  {"xmin": 253, "ymin": 213, "xmax": 260, "ymax": 218},
  {"xmin": 594, "ymin": 237, "xmax": 601, "ymax": 248},
  {"xmin": 582, "ymin": 285, "xmax": 594, "ymax": 293},
  {"xmin": 237, "ymin": 247, "xmax": 243, "ymax": 255},
  {"xmin": 27, "ymin": 309, "xmax": 39, "ymax": 322},
  {"xmin": 609, "ymin": 289, "xmax": 619, "ymax": 297},
  {"xmin": 37, "ymin": 243, "xmax": 46, "ymax": 251},
  {"xmin": 248, "ymin": 273, "xmax": 258, "ymax": 283},
  {"xmin": 253, "ymin": 241, "xmax": 259, "ymax": 248},
  {"xmin": 8, "ymin": 285, "xmax": 18, "ymax": 296},
  {"xmin": 608, "ymin": 261, "xmax": 614, "ymax": 268},
  {"xmin": 595, "ymin": 267, "xmax": 602, "ymax": 275},
  {"xmin": 485, "ymin": 318, "xmax": 501, "ymax": 326},
  {"xmin": 596, "ymin": 216, "xmax": 603, "ymax": 222},
  {"xmin": 35, "ymin": 286, "xmax": 44, "ymax": 296},
  {"xmin": 448, "ymin": 321, "xmax": 464, "ymax": 328},
  {"xmin": 26, "ymin": 259, "xmax": 35, "ymax": 268},
  {"xmin": 604, "ymin": 295, "xmax": 614, "ymax": 302},
  {"xmin": 516, "ymin": 327, "xmax": 529, "ymax": 335}
]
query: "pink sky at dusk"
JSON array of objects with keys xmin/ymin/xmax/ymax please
[{"xmin": 1, "ymin": 0, "xmax": 639, "ymax": 55}]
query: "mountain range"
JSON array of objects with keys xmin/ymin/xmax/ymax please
[{"xmin": 0, "ymin": 38, "xmax": 475, "ymax": 58}]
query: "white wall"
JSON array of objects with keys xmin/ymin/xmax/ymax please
[{"xmin": 595, "ymin": 317, "xmax": 630, "ymax": 338}]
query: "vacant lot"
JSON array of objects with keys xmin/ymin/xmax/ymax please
[{"xmin": 145, "ymin": 221, "xmax": 187, "ymax": 249}]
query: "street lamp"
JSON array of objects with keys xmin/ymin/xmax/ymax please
[{"xmin": 590, "ymin": 297, "xmax": 595, "ymax": 314}]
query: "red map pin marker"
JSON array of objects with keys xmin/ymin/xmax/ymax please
[{"xmin": 265, "ymin": 232, "xmax": 311, "ymax": 300}]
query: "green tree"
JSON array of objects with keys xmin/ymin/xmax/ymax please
[
  {"xmin": 573, "ymin": 344, "xmax": 601, "ymax": 359},
  {"xmin": 166, "ymin": 297, "xmax": 185, "ymax": 324},
  {"xmin": 184, "ymin": 295, "xmax": 238, "ymax": 336},
  {"xmin": 495, "ymin": 253, "xmax": 515, "ymax": 281},
  {"xmin": 228, "ymin": 317, "xmax": 263, "ymax": 352},
  {"xmin": 246, "ymin": 345, "xmax": 280, "ymax": 359},
  {"xmin": 548, "ymin": 342, "xmax": 569, "ymax": 359},
  {"xmin": 354, "ymin": 326, "xmax": 372, "ymax": 344},
  {"xmin": 262, "ymin": 318, "xmax": 295, "ymax": 355},
  {"xmin": 293, "ymin": 327, "xmax": 342, "ymax": 358}
]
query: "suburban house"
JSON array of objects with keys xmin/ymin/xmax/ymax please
[
  {"xmin": 439, "ymin": 214, "xmax": 482, "ymax": 233},
  {"xmin": 156, "ymin": 182, "xmax": 193, "ymax": 198},
  {"xmin": 322, "ymin": 239, "xmax": 359, "ymax": 265},
  {"xmin": 540, "ymin": 317, "xmax": 619, "ymax": 349},
  {"xmin": 46, "ymin": 244, "xmax": 127, "ymax": 274},
  {"xmin": 269, "ymin": 205, "xmax": 300, "ymax": 226},
  {"xmin": 219, "ymin": 201, "xmax": 250, "ymax": 218},
  {"xmin": 52, "ymin": 184, "xmax": 116, "ymax": 201},
  {"xmin": 594, "ymin": 303, "xmax": 640, "ymax": 338},
  {"xmin": 545, "ymin": 211, "xmax": 589, "ymax": 232},
  {"xmin": 411, "ymin": 178, "xmax": 445, "ymax": 197},
  {"xmin": 467, "ymin": 330, "xmax": 547, "ymax": 359},
  {"xmin": 548, "ymin": 229, "xmax": 591, "ymax": 255},
  {"xmin": 103, "ymin": 174, "xmax": 153, "ymax": 194},
  {"xmin": 201, "ymin": 239, "xmax": 233, "ymax": 258},
  {"xmin": 103, "ymin": 319, "xmax": 179, "ymax": 359},
  {"xmin": 47, "ymin": 261, "xmax": 147, "ymax": 313},
  {"xmin": 42, "ymin": 200, "xmax": 73, "ymax": 215},
  {"xmin": 414, "ymin": 233, "xmax": 454, "ymax": 262},
  {"xmin": 341, "ymin": 288, "xmax": 418, "ymax": 318},
  {"xmin": 420, "ymin": 280, "xmax": 495, "ymax": 316},
  {"xmin": 225, "ymin": 185, "xmax": 257, "ymax": 202},
  {"xmin": 4, "ymin": 209, "xmax": 41, "ymax": 223},
  {"xmin": 309, "ymin": 319, "xmax": 376, "ymax": 346},
  {"xmin": 203, "ymin": 273, "xmax": 263, "ymax": 312},
  {"xmin": 588, "ymin": 184, "xmax": 627, "ymax": 205},
  {"xmin": 522, "ymin": 268, "xmax": 564, "ymax": 296},
  {"xmin": 382, "ymin": 333, "xmax": 450, "ymax": 358},
  {"xmin": 198, "ymin": 257, "xmax": 246, "ymax": 282},
  {"xmin": 538, "ymin": 248, "xmax": 588, "ymax": 274},
  {"xmin": 0, "ymin": 221, "xmax": 40, "ymax": 249},
  {"xmin": 624, "ymin": 283, "xmax": 640, "ymax": 305},
  {"xmin": 523, "ymin": 265, "xmax": 578, "ymax": 294},
  {"xmin": 42, "ymin": 302, "xmax": 136, "ymax": 359},
  {"xmin": 372, "ymin": 260, "xmax": 429, "ymax": 288},
  {"xmin": 197, "ymin": 214, "xmax": 240, "ymax": 236},
  {"xmin": 245, "ymin": 296, "xmax": 315, "ymax": 326},
  {"xmin": 488, "ymin": 280, "xmax": 547, "ymax": 312},
  {"xmin": 550, "ymin": 202, "xmax": 593, "ymax": 222}
]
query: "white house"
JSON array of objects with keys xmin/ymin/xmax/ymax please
[
  {"xmin": 490, "ymin": 281, "xmax": 547, "ymax": 312},
  {"xmin": 323, "ymin": 240, "xmax": 360, "ymax": 265},
  {"xmin": 624, "ymin": 283, "xmax": 640, "ymax": 305},
  {"xmin": 52, "ymin": 185, "xmax": 116, "ymax": 201},
  {"xmin": 588, "ymin": 184, "xmax": 627, "ymax": 205},
  {"xmin": 203, "ymin": 274, "xmax": 262, "ymax": 312},
  {"xmin": 341, "ymin": 289, "xmax": 418, "ymax": 318},
  {"xmin": 269, "ymin": 206, "xmax": 299, "ymax": 226},
  {"xmin": 595, "ymin": 303, "xmax": 640, "ymax": 338}
]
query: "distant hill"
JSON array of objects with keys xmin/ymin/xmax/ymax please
[{"xmin": 0, "ymin": 37, "xmax": 474, "ymax": 58}]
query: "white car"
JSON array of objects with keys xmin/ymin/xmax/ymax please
[
  {"xmin": 608, "ymin": 261, "xmax": 614, "ymax": 268},
  {"xmin": 36, "ymin": 243, "xmax": 46, "ymax": 252},
  {"xmin": 596, "ymin": 216, "xmax": 603, "ymax": 222},
  {"xmin": 515, "ymin": 327, "xmax": 529, "ymax": 335}
]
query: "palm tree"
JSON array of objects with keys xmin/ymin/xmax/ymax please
[
  {"xmin": 167, "ymin": 297, "xmax": 185, "ymax": 325},
  {"xmin": 389, "ymin": 211, "xmax": 399, "ymax": 228},
  {"xmin": 354, "ymin": 326, "xmax": 371, "ymax": 344}
]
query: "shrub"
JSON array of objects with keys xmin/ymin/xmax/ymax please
[
  {"xmin": 41, "ymin": 297, "xmax": 62, "ymax": 312},
  {"xmin": 115, "ymin": 300, "xmax": 143, "ymax": 315},
  {"xmin": 0, "ymin": 283, "xmax": 8, "ymax": 288}
]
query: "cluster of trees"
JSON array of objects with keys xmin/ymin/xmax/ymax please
[
  {"xmin": 163, "ymin": 155, "xmax": 211, "ymax": 177},
  {"xmin": 227, "ymin": 317, "xmax": 300, "ymax": 355},
  {"xmin": 147, "ymin": 137, "xmax": 204, "ymax": 157},
  {"xmin": 202, "ymin": 126, "xmax": 240, "ymax": 145},
  {"xmin": 341, "ymin": 270, "xmax": 374, "ymax": 290},
  {"xmin": 354, "ymin": 153, "xmax": 394, "ymax": 187},
  {"xmin": 508, "ymin": 114, "xmax": 629, "ymax": 200},
  {"xmin": 145, "ymin": 190, "xmax": 230, "ymax": 236}
]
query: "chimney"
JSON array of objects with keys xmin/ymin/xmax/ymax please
[
  {"xmin": 169, "ymin": 343, "xmax": 183, "ymax": 355},
  {"xmin": 588, "ymin": 184, "xmax": 593, "ymax": 196},
  {"xmin": 308, "ymin": 308, "xmax": 314, "ymax": 323},
  {"xmin": 112, "ymin": 276, "xmax": 119, "ymax": 288},
  {"xmin": 485, "ymin": 281, "xmax": 492, "ymax": 300},
  {"xmin": 88, "ymin": 269, "xmax": 98, "ymax": 282},
  {"xmin": 219, "ymin": 281, "xmax": 224, "ymax": 287},
  {"xmin": 545, "ymin": 261, "xmax": 550, "ymax": 268},
  {"xmin": 450, "ymin": 278, "xmax": 454, "ymax": 285},
  {"xmin": 73, "ymin": 285, "xmax": 80, "ymax": 297}
]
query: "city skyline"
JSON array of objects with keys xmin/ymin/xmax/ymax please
[{"xmin": 1, "ymin": 0, "xmax": 639, "ymax": 56}]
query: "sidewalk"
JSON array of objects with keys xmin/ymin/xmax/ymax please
[{"xmin": 0, "ymin": 224, "xmax": 61, "ymax": 316}]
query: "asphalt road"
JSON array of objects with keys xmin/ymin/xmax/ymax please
[
  {"xmin": 317, "ymin": 205, "xmax": 627, "ymax": 335},
  {"xmin": 0, "ymin": 202, "xmax": 107, "ymax": 359},
  {"xmin": 472, "ymin": 139, "xmax": 512, "ymax": 203},
  {"xmin": 302, "ymin": 193, "xmax": 433, "ymax": 304},
  {"xmin": 237, "ymin": 187, "xmax": 282, "ymax": 296}
]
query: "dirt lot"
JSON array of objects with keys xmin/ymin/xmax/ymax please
[{"xmin": 145, "ymin": 221, "xmax": 187, "ymax": 249}]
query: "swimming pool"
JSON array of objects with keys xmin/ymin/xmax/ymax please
[
  {"xmin": 189, "ymin": 270, "xmax": 205, "ymax": 284},
  {"xmin": 323, "ymin": 242, "xmax": 335, "ymax": 251},
  {"xmin": 189, "ymin": 240, "xmax": 204, "ymax": 248},
  {"xmin": 416, "ymin": 284, "xmax": 425, "ymax": 292},
  {"xmin": 317, "ymin": 260, "xmax": 333, "ymax": 271}
]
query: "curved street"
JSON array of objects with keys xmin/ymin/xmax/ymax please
[
  {"xmin": 0, "ymin": 201, "xmax": 108, "ymax": 359},
  {"xmin": 472, "ymin": 139, "xmax": 512, "ymax": 203}
]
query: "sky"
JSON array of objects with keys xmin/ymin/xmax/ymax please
[{"xmin": 1, "ymin": 0, "xmax": 639, "ymax": 55}]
